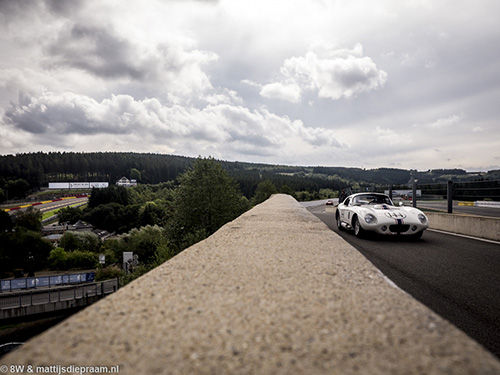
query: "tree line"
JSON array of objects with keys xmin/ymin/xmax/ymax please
[
  {"xmin": 0, "ymin": 158, "xmax": 283, "ymax": 284},
  {"xmin": 2, "ymin": 151, "xmax": 499, "ymax": 203}
]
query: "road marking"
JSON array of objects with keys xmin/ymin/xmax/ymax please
[{"xmin": 428, "ymin": 228, "xmax": 500, "ymax": 245}]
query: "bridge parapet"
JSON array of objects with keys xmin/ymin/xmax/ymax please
[{"xmin": 3, "ymin": 194, "xmax": 500, "ymax": 374}]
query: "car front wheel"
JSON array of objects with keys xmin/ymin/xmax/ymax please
[{"xmin": 353, "ymin": 216, "xmax": 366, "ymax": 238}]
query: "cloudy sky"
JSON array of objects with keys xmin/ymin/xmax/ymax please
[{"xmin": 1, "ymin": 0, "xmax": 499, "ymax": 171}]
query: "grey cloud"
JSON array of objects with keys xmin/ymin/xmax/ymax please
[
  {"xmin": 0, "ymin": 0, "xmax": 44, "ymax": 27},
  {"xmin": 47, "ymin": 24, "xmax": 147, "ymax": 80},
  {"xmin": 43, "ymin": 22, "xmax": 217, "ymax": 97},
  {"xmin": 5, "ymin": 92, "xmax": 110, "ymax": 135},
  {"xmin": 0, "ymin": 0, "xmax": 44, "ymax": 16},
  {"xmin": 3, "ymin": 91, "xmax": 346, "ymax": 162},
  {"xmin": 0, "ymin": 0, "xmax": 84, "ymax": 27},
  {"xmin": 44, "ymin": 0, "xmax": 85, "ymax": 16}
]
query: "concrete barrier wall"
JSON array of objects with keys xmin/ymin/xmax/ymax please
[
  {"xmin": 427, "ymin": 212, "xmax": 500, "ymax": 242},
  {"xmin": 3, "ymin": 195, "xmax": 500, "ymax": 374}
]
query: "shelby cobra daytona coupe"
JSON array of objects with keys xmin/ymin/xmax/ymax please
[{"xmin": 336, "ymin": 192, "xmax": 429, "ymax": 239}]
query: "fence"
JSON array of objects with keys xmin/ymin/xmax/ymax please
[
  {"xmin": 0, "ymin": 272, "xmax": 95, "ymax": 293},
  {"xmin": 0, "ymin": 278, "xmax": 118, "ymax": 310},
  {"xmin": 358, "ymin": 179, "xmax": 500, "ymax": 214}
]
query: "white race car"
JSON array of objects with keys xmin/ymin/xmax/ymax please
[{"xmin": 336, "ymin": 192, "xmax": 428, "ymax": 239}]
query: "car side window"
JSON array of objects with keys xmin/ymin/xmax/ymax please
[{"xmin": 344, "ymin": 198, "xmax": 350, "ymax": 206}]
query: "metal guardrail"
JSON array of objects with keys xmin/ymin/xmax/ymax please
[
  {"xmin": 0, "ymin": 279, "xmax": 118, "ymax": 310},
  {"xmin": 0, "ymin": 272, "xmax": 95, "ymax": 293},
  {"xmin": 359, "ymin": 179, "xmax": 500, "ymax": 214}
]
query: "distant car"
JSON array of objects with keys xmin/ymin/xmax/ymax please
[
  {"xmin": 326, "ymin": 200, "xmax": 334, "ymax": 205},
  {"xmin": 335, "ymin": 192, "xmax": 428, "ymax": 239}
]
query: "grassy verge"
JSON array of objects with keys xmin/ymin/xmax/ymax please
[{"xmin": 41, "ymin": 203, "xmax": 87, "ymax": 221}]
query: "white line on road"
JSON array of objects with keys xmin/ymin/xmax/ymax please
[{"xmin": 428, "ymin": 228, "xmax": 500, "ymax": 245}]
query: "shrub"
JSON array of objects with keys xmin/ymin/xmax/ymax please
[
  {"xmin": 60, "ymin": 231, "xmax": 101, "ymax": 252},
  {"xmin": 48, "ymin": 247, "xmax": 69, "ymax": 270},
  {"xmin": 48, "ymin": 248, "xmax": 98, "ymax": 270},
  {"xmin": 95, "ymin": 266, "xmax": 122, "ymax": 281},
  {"xmin": 66, "ymin": 251, "xmax": 98, "ymax": 270}
]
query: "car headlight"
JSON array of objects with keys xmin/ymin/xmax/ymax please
[
  {"xmin": 365, "ymin": 214, "xmax": 376, "ymax": 224},
  {"xmin": 418, "ymin": 213, "xmax": 427, "ymax": 224}
]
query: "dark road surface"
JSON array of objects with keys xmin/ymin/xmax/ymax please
[{"xmin": 307, "ymin": 203, "xmax": 500, "ymax": 359}]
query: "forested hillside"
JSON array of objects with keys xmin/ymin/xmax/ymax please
[
  {"xmin": 0, "ymin": 158, "xmax": 250, "ymax": 280},
  {"xmin": 1, "ymin": 151, "xmax": 498, "ymax": 202}
]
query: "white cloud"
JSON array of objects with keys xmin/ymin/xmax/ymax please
[
  {"xmin": 255, "ymin": 44, "xmax": 388, "ymax": 102},
  {"xmin": 203, "ymin": 89, "xmax": 243, "ymax": 106},
  {"xmin": 259, "ymin": 82, "xmax": 301, "ymax": 103},
  {"xmin": 423, "ymin": 114, "xmax": 463, "ymax": 129},
  {"xmin": 374, "ymin": 126, "xmax": 412, "ymax": 146}
]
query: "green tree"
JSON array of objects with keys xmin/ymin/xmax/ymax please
[
  {"xmin": 279, "ymin": 184, "xmax": 296, "ymax": 198},
  {"xmin": 251, "ymin": 180, "xmax": 278, "ymax": 205},
  {"xmin": 5, "ymin": 179, "xmax": 30, "ymax": 200},
  {"xmin": 130, "ymin": 168, "xmax": 142, "ymax": 182},
  {"xmin": 173, "ymin": 157, "xmax": 246, "ymax": 236},
  {"xmin": 48, "ymin": 247, "xmax": 69, "ymax": 270},
  {"xmin": 48, "ymin": 247, "xmax": 98, "ymax": 270},
  {"xmin": 60, "ymin": 231, "xmax": 101, "ymax": 253},
  {"xmin": 137, "ymin": 201, "xmax": 163, "ymax": 227},
  {"xmin": 88, "ymin": 186, "xmax": 129, "ymax": 208},
  {"xmin": 0, "ymin": 233, "xmax": 16, "ymax": 276},
  {"xmin": 57, "ymin": 206, "xmax": 84, "ymax": 224},
  {"xmin": 12, "ymin": 206, "xmax": 42, "ymax": 232},
  {"xmin": 101, "ymin": 238, "xmax": 128, "ymax": 265},
  {"xmin": 0, "ymin": 210, "xmax": 13, "ymax": 232},
  {"xmin": 125, "ymin": 225, "xmax": 170, "ymax": 265},
  {"xmin": 65, "ymin": 251, "xmax": 98, "ymax": 269},
  {"xmin": 83, "ymin": 203, "xmax": 140, "ymax": 233},
  {"xmin": 11, "ymin": 230, "xmax": 53, "ymax": 273},
  {"xmin": 59, "ymin": 232, "xmax": 80, "ymax": 251}
]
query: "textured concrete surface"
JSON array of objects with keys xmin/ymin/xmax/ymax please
[
  {"xmin": 425, "ymin": 211, "xmax": 500, "ymax": 242},
  {"xmin": 3, "ymin": 195, "xmax": 500, "ymax": 374}
]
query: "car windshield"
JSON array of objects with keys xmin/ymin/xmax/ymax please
[{"xmin": 352, "ymin": 194, "xmax": 393, "ymax": 206}]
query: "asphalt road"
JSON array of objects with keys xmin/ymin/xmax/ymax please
[
  {"xmin": 5, "ymin": 197, "xmax": 88, "ymax": 215},
  {"xmin": 306, "ymin": 203, "xmax": 500, "ymax": 359}
]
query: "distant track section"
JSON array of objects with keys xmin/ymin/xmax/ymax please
[{"xmin": 3, "ymin": 196, "xmax": 88, "ymax": 212}]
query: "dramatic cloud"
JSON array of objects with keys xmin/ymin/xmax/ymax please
[
  {"xmin": 282, "ymin": 45, "xmax": 387, "ymax": 101},
  {"xmin": 3, "ymin": 91, "xmax": 345, "ymax": 164},
  {"xmin": 248, "ymin": 45, "xmax": 387, "ymax": 103},
  {"xmin": 45, "ymin": 23, "xmax": 218, "ymax": 97},
  {"xmin": 1, "ymin": 0, "xmax": 499, "ymax": 170}
]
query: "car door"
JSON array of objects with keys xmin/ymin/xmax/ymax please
[{"xmin": 339, "ymin": 197, "xmax": 351, "ymax": 224}]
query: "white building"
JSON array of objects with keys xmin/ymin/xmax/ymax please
[{"xmin": 116, "ymin": 177, "xmax": 137, "ymax": 187}]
